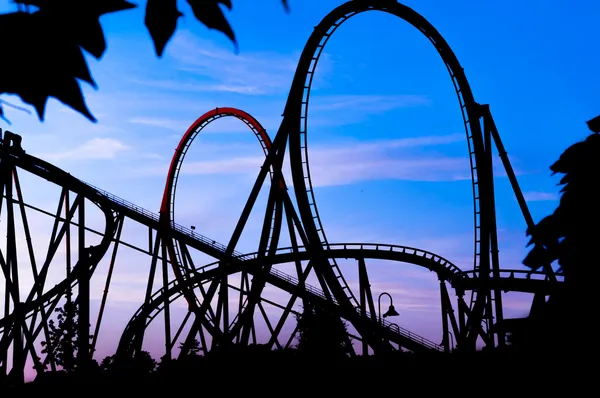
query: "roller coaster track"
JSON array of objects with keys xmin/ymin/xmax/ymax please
[
  {"xmin": 118, "ymin": 263, "xmax": 444, "ymax": 355},
  {"xmin": 281, "ymin": 0, "xmax": 489, "ymax": 316},
  {"xmin": 3, "ymin": 145, "xmax": 242, "ymax": 261},
  {"xmin": 118, "ymin": 247, "xmax": 561, "ymax": 356},
  {"xmin": 0, "ymin": 134, "xmax": 446, "ymax": 353},
  {"xmin": 275, "ymin": 0, "xmax": 554, "ymax": 349},
  {"xmin": 0, "ymin": 0, "xmax": 564, "ymax": 383}
]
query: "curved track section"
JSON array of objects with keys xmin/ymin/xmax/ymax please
[
  {"xmin": 158, "ymin": 107, "xmax": 278, "ymax": 290},
  {"xmin": 118, "ymin": 242, "xmax": 462, "ymax": 355},
  {"xmin": 0, "ymin": 141, "xmax": 240, "ymax": 332},
  {"xmin": 281, "ymin": 0, "xmax": 488, "ymax": 314},
  {"xmin": 0, "ymin": 145, "xmax": 119, "ymax": 375},
  {"xmin": 160, "ymin": 107, "xmax": 271, "ymax": 223}
]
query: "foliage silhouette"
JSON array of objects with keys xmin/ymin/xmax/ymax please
[
  {"xmin": 521, "ymin": 128, "xmax": 599, "ymax": 351},
  {"xmin": 178, "ymin": 338, "xmax": 202, "ymax": 356},
  {"xmin": 0, "ymin": 0, "xmax": 290, "ymax": 122},
  {"xmin": 101, "ymin": 350, "xmax": 156, "ymax": 375},
  {"xmin": 523, "ymin": 132, "xmax": 600, "ymax": 284},
  {"xmin": 40, "ymin": 301, "xmax": 86, "ymax": 372},
  {"xmin": 295, "ymin": 302, "xmax": 352, "ymax": 358}
]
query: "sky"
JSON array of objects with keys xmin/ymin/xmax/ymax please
[{"xmin": 0, "ymin": 0, "xmax": 598, "ymax": 370}]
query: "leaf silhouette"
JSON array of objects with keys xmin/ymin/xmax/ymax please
[
  {"xmin": 1, "ymin": 0, "xmax": 292, "ymax": 123},
  {"xmin": 73, "ymin": 18, "xmax": 107, "ymax": 59},
  {"xmin": 217, "ymin": 0, "xmax": 232, "ymax": 9},
  {"xmin": 15, "ymin": 0, "xmax": 136, "ymax": 59},
  {"xmin": 145, "ymin": 0, "xmax": 183, "ymax": 57},
  {"xmin": 15, "ymin": 0, "xmax": 136, "ymax": 17},
  {"xmin": 0, "ymin": 12, "xmax": 96, "ymax": 121},
  {"xmin": 48, "ymin": 75, "xmax": 97, "ymax": 123},
  {"xmin": 187, "ymin": 0, "xmax": 237, "ymax": 48}
]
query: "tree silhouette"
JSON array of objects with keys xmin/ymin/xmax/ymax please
[
  {"xmin": 523, "ymin": 132, "xmax": 600, "ymax": 286},
  {"xmin": 522, "ymin": 128, "xmax": 599, "ymax": 350},
  {"xmin": 0, "ymin": 0, "xmax": 290, "ymax": 123},
  {"xmin": 40, "ymin": 301, "xmax": 80, "ymax": 372},
  {"xmin": 101, "ymin": 350, "xmax": 156, "ymax": 375},
  {"xmin": 295, "ymin": 302, "xmax": 352, "ymax": 358},
  {"xmin": 178, "ymin": 338, "xmax": 202, "ymax": 356}
]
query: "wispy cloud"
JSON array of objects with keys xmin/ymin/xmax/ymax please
[
  {"xmin": 297, "ymin": 133, "xmax": 469, "ymax": 186},
  {"xmin": 523, "ymin": 191, "xmax": 558, "ymax": 202},
  {"xmin": 128, "ymin": 114, "xmax": 272, "ymax": 134},
  {"xmin": 311, "ymin": 94, "xmax": 431, "ymax": 112},
  {"xmin": 125, "ymin": 93, "xmax": 432, "ymax": 135},
  {"xmin": 41, "ymin": 138, "xmax": 129, "ymax": 161},
  {"xmin": 131, "ymin": 134, "xmax": 469, "ymax": 185},
  {"xmin": 134, "ymin": 30, "xmax": 302, "ymax": 96}
]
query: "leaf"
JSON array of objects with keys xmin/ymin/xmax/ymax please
[
  {"xmin": 51, "ymin": 29, "xmax": 96, "ymax": 88},
  {"xmin": 15, "ymin": 0, "xmax": 137, "ymax": 17},
  {"xmin": 282, "ymin": 0, "xmax": 290, "ymax": 13},
  {"xmin": 187, "ymin": 0, "xmax": 237, "ymax": 47},
  {"xmin": 49, "ymin": 75, "xmax": 97, "ymax": 122},
  {"xmin": 0, "ymin": 12, "xmax": 97, "ymax": 122},
  {"xmin": 145, "ymin": 0, "xmax": 183, "ymax": 57},
  {"xmin": 74, "ymin": 18, "xmax": 107, "ymax": 59},
  {"xmin": 16, "ymin": 0, "xmax": 136, "ymax": 59}
]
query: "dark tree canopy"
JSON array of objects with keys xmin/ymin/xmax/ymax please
[
  {"xmin": 295, "ymin": 302, "xmax": 352, "ymax": 358},
  {"xmin": 523, "ymin": 132, "xmax": 600, "ymax": 287},
  {"xmin": 0, "ymin": 0, "xmax": 289, "ymax": 123},
  {"xmin": 521, "ymin": 129, "xmax": 599, "ymax": 352},
  {"xmin": 40, "ymin": 302, "xmax": 82, "ymax": 372}
]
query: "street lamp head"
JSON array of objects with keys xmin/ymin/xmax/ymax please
[{"xmin": 383, "ymin": 304, "xmax": 399, "ymax": 318}]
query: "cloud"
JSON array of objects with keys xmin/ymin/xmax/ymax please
[
  {"xmin": 127, "ymin": 117, "xmax": 189, "ymax": 132},
  {"xmin": 182, "ymin": 156, "xmax": 263, "ymax": 175},
  {"xmin": 134, "ymin": 30, "xmax": 302, "ymax": 95},
  {"xmin": 523, "ymin": 191, "xmax": 558, "ymax": 202},
  {"xmin": 128, "ymin": 114, "xmax": 262, "ymax": 134},
  {"xmin": 308, "ymin": 156, "xmax": 467, "ymax": 187},
  {"xmin": 295, "ymin": 133, "xmax": 469, "ymax": 186},
  {"xmin": 126, "ymin": 93, "xmax": 431, "ymax": 135},
  {"xmin": 41, "ymin": 138, "xmax": 129, "ymax": 161},
  {"xmin": 311, "ymin": 94, "xmax": 431, "ymax": 112},
  {"xmin": 131, "ymin": 133, "xmax": 469, "ymax": 185}
]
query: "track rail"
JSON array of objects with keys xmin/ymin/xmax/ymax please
[
  {"xmin": 159, "ymin": 108, "xmax": 273, "ymax": 273},
  {"xmin": 281, "ymin": 0, "xmax": 490, "ymax": 322},
  {"xmin": 456, "ymin": 269, "xmax": 564, "ymax": 294},
  {"xmin": 118, "ymin": 264, "xmax": 444, "ymax": 355},
  {"xmin": 4, "ymin": 138, "xmax": 450, "ymax": 353},
  {"xmin": 238, "ymin": 243, "xmax": 465, "ymax": 283},
  {"xmin": 1, "ymin": 145, "xmax": 242, "ymax": 261}
]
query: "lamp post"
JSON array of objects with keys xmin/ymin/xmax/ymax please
[
  {"xmin": 191, "ymin": 225, "xmax": 196, "ymax": 237},
  {"xmin": 377, "ymin": 292, "xmax": 399, "ymax": 327}
]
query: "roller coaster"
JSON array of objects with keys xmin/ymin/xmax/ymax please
[{"xmin": 0, "ymin": 0, "xmax": 562, "ymax": 383}]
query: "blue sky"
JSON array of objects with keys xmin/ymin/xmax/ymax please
[{"xmin": 1, "ymin": 0, "xmax": 598, "ymax": 363}]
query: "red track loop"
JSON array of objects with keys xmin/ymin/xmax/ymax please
[{"xmin": 158, "ymin": 107, "xmax": 273, "ymax": 311}]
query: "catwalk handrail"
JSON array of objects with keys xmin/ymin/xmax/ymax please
[
  {"xmin": 82, "ymin": 181, "xmax": 245, "ymax": 258},
  {"xmin": 238, "ymin": 243, "xmax": 463, "ymax": 276},
  {"xmin": 132, "ymin": 263, "xmax": 443, "ymax": 352},
  {"xmin": 268, "ymin": 267, "xmax": 442, "ymax": 351}
]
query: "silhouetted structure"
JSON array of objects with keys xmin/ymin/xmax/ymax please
[
  {"xmin": 587, "ymin": 114, "xmax": 600, "ymax": 133},
  {"xmin": 0, "ymin": 0, "xmax": 563, "ymax": 384}
]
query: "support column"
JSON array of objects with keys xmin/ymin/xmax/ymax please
[
  {"xmin": 440, "ymin": 281, "xmax": 450, "ymax": 353},
  {"xmin": 77, "ymin": 197, "xmax": 90, "ymax": 369}
]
